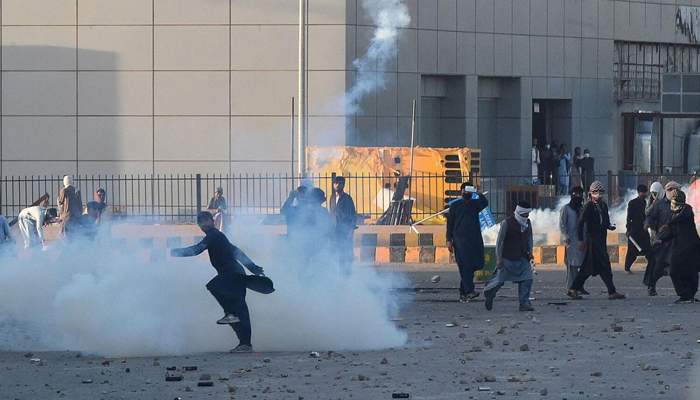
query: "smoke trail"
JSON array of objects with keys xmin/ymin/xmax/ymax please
[{"xmin": 346, "ymin": 0, "xmax": 410, "ymax": 115}]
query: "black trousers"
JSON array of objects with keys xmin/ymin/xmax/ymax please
[
  {"xmin": 624, "ymin": 236, "xmax": 650, "ymax": 271},
  {"xmin": 670, "ymin": 272, "xmax": 699, "ymax": 300},
  {"xmin": 206, "ymin": 273, "xmax": 252, "ymax": 345},
  {"xmin": 643, "ymin": 260, "xmax": 668, "ymax": 288},
  {"xmin": 571, "ymin": 266, "xmax": 617, "ymax": 295}
]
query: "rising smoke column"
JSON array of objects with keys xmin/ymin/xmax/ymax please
[{"xmin": 346, "ymin": 0, "xmax": 411, "ymax": 115}]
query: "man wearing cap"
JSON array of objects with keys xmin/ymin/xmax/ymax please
[
  {"xmin": 643, "ymin": 181, "xmax": 679, "ymax": 295},
  {"xmin": 329, "ymin": 176, "xmax": 357, "ymax": 273},
  {"xmin": 447, "ymin": 182, "xmax": 489, "ymax": 303},
  {"xmin": 485, "ymin": 200, "xmax": 535, "ymax": 312},
  {"xmin": 568, "ymin": 181, "xmax": 626, "ymax": 300}
]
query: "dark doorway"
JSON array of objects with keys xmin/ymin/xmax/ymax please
[{"xmin": 532, "ymin": 102, "xmax": 546, "ymax": 146}]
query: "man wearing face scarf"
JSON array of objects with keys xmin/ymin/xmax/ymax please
[
  {"xmin": 643, "ymin": 181, "xmax": 678, "ymax": 296},
  {"xmin": 624, "ymin": 185, "xmax": 651, "ymax": 275},
  {"xmin": 654, "ymin": 188, "xmax": 700, "ymax": 303},
  {"xmin": 447, "ymin": 182, "xmax": 489, "ymax": 303},
  {"xmin": 559, "ymin": 186, "xmax": 589, "ymax": 295},
  {"xmin": 568, "ymin": 181, "xmax": 626, "ymax": 300},
  {"xmin": 485, "ymin": 200, "xmax": 535, "ymax": 312}
]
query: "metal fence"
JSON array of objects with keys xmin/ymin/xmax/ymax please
[{"xmin": 1, "ymin": 172, "xmax": 697, "ymax": 224}]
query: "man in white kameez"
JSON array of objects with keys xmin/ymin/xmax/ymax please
[{"xmin": 17, "ymin": 198, "xmax": 55, "ymax": 249}]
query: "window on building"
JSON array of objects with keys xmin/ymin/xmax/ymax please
[{"xmin": 614, "ymin": 41, "xmax": 700, "ymax": 101}]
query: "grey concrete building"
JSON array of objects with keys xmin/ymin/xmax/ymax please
[{"xmin": 1, "ymin": 0, "xmax": 700, "ymax": 177}]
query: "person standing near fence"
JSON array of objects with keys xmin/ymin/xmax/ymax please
[
  {"xmin": 653, "ymin": 188, "xmax": 700, "ymax": 303},
  {"xmin": 568, "ymin": 181, "xmax": 626, "ymax": 300},
  {"xmin": 557, "ymin": 144, "xmax": 571, "ymax": 196},
  {"xmin": 559, "ymin": 186, "xmax": 589, "ymax": 296},
  {"xmin": 58, "ymin": 175, "xmax": 83, "ymax": 242},
  {"xmin": 447, "ymin": 182, "xmax": 488, "ymax": 303},
  {"xmin": 207, "ymin": 187, "xmax": 228, "ymax": 232},
  {"xmin": 485, "ymin": 200, "xmax": 535, "ymax": 312},
  {"xmin": 329, "ymin": 176, "xmax": 357, "ymax": 273},
  {"xmin": 17, "ymin": 197, "xmax": 56, "ymax": 250},
  {"xmin": 624, "ymin": 185, "xmax": 651, "ymax": 275}
]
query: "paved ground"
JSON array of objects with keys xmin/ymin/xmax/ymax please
[{"xmin": 1, "ymin": 263, "xmax": 699, "ymax": 400}]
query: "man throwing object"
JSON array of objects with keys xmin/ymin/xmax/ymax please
[{"xmin": 171, "ymin": 211, "xmax": 265, "ymax": 353}]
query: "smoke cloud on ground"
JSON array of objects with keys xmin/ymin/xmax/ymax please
[
  {"xmin": 0, "ymin": 224, "xmax": 408, "ymax": 357},
  {"xmin": 345, "ymin": 0, "xmax": 410, "ymax": 115}
]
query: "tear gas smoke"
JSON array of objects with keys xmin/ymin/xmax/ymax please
[
  {"xmin": 345, "ymin": 0, "xmax": 410, "ymax": 115},
  {"xmin": 0, "ymin": 225, "xmax": 407, "ymax": 357}
]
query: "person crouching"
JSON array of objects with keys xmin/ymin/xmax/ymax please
[{"xmin": 485, "ymin": 200, "xmax": 535, "ymax": 312}]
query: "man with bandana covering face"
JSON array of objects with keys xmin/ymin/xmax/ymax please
[
  {"xmin": 643, "ymin": 181, "xmax": 678, "ymax": 296},
  {"xmin": 559, "ymin": 186, "xmax": 588, "ymax": 295},
  {"xmin": 654, "ymin": 188, "xmax": 700, "ymax": 303},
  {"xmin": 485, "ymin": 200, "xmax": 535, "ymax": 312},
  {"xmin": 446, "ymin": 182, "xmax": 489, "ymax": 303},
  {"xmin": 568, "ymin": 181, "xmax": 626, "ymax": 300}
]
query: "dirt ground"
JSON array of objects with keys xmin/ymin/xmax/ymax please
[{"xmin": 1, "ymin": 264, "xmax": 699, "ymax": 400}]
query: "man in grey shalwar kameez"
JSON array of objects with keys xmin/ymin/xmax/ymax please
[
  {"xmin": 485, "ymin": 200, "xmax": 535, "ymax": 312},
  {"xmin": 559, "ymin": 186, "xmax": 589, "ymax": 295}
]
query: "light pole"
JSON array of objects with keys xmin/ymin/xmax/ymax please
[{"xmin": 298, "ymin": 0, "xmax": 307, "ymax": 178}]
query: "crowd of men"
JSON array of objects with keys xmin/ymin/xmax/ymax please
[
  {"xmin": 0, "ymin": 176, "xmax": 112, "ymax": 251},
  {"xmin": 447, "ymin": 179, "xmax": 700, "ymax": 311}
]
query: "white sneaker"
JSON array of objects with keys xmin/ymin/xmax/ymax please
[{"xmin": 216, "ymin": 314, "xmax": 240, "ymax": 325}]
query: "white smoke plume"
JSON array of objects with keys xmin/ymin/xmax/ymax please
[
  {"xmin": 345, "ymin": 0, "xmax": 410, "ymax": 115},
  {"xmin": 0, "ymin": 223, "xmax": 407, "ymax": 357}
]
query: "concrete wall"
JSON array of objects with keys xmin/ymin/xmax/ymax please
[{"xmin": 2, "ymin": 0, "xmax": 700, "ymax": 178}]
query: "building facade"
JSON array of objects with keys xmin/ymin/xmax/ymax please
[{"xmin": 1, "ymin": 0, "xmax": 699, "ymax": 178}]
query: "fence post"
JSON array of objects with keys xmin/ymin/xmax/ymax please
[
  {"xmin": 196, "ymin": 174, "xmax": 202, "ymax": 214},
  {"xmin": 607, "ymin": 170, "xmax": 613, "ymax": 205}
]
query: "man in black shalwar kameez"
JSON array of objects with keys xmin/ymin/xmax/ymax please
[
  {"xmin": 654, "ymin": 189, "xmax": 700, "ymax": 303},
  {"xmin": 624, "ymin": 185, "xmax": 651, "ymax": 274},
  {"xmin": 568, "ymin": 181, "xmax": 626, "ymax": 300},
  {"xmin": 447, "ymin": 182, "xmax": 489, "ymax": 303},
  {"xmin": 643, "ymin": 181, "xmax": 678, "ymax": 296},
  {"xmin": 171, "ymin": 212, "xmax": 265, "ymax": 353}
]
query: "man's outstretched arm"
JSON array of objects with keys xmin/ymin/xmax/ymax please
[{"xmin": 171, "ymin": 239, "xmax": 208, "ymax": 257}]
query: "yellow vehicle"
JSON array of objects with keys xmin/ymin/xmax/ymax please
[{"xmin": 307, "ymin": 146, "xmax": 481, "ymax": 224}]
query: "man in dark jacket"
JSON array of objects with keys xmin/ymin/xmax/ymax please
[
  {"xmin": 329, "ymin": 176, "xmax": 357, "ymax": 273},
  {"xmin": 624, "ymin": 185, "xmax": 651, "ymax": 274},
  {"xmin": 171, "ymin": 211, "xmax": 264, "ymax": 353},
  {"xmin": 579, "ymin": 149, "xmax": 595, "ymax": 192},
  {"xmin": 654, "ymin": 189, "xmax": 700, "ymax": 303},
  {"xmin": 568, "ymin": 181, "xmax": 626, "ymax": 300},
  {"xmin": 447, "ymin": 182, "xmax": 489, "ymax": 302}
]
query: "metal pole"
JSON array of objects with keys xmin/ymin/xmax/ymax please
[
  {"xmin": 409, "ymin": 99, "xmax": 416, "ymax": 178},
  {"xmin": 291, "ymin": 97, "xmax": 295, "ymax": 186},
  {"xmin": 298, "ymin": 0, "xmax": 307, "ymax": 178}
]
